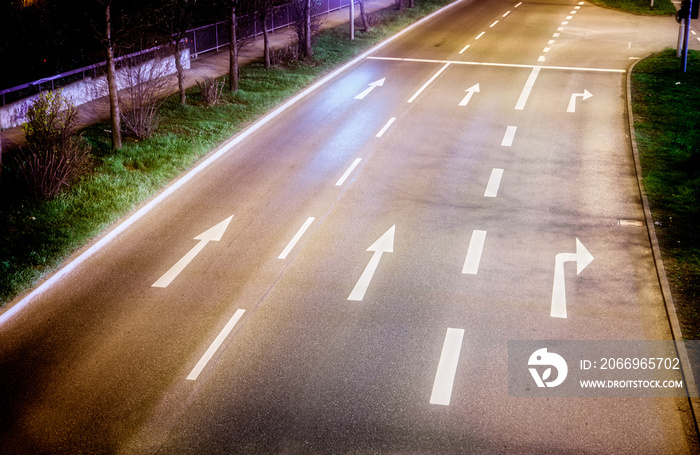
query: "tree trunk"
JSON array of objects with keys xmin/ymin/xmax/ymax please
[
  {"xmin": 229, "ymin": 6, "xmax": 239, "ymax": 92},
  {"xmin": 262, "ymin": 9, "xmax": 270, "ymax": 69},
  {"xmin": 359, "ymin": 0, "xmax": 368, "ymax": 32},
  {"xmin": 409, "ymin": 0, "xmax": 414, "ymax": 8},
  {"xmin": 304, "ymin": 0, "xmax": 313, "ymax": 59},
  {"xmin": 105, "ymin": 4, "xmax": 122, "ymax": 150},
  {"xmin": 173, "ymin": 41, "xmax": 186, "ymax": 105}
]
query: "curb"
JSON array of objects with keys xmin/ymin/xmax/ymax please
[{"xmin": 626, "ymin": 56, "xmax": 700, "ymax": 441}]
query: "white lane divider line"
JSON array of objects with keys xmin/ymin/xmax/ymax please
[
  {"xmin": 187, "ymin": 309, "xmax": 246, "ymax": 381},
  {"xmin": 462, "ymin": 230, "xmax": 487, "ymax": 274},
  {"xmin": 459, "ymin": 44, "xmax": 471, "ymax": 54},
  {"xmin": 501, "ymin": 126, "xmax": 517, "ymax": 147},
  {"xmin": 279, "ymin": 217, "xmax": 315, "ymax": 259},
  {"xmin": 515, "ymin": 2, "xmax": 523, "ymax": 7},
  {"xmin": 514, "ymin": 66, "xmax": 541, "ymax": 110},
  {"xmin": 475, "ymin": 32, "xmax": 486, "ymax": 40},
  {"xmin": 336, "ymin": 158, "xmax": 362, "ymax": 186},
  {"xmin": 376, "ymin": 118, "xmax": 396, "ymax": 137},
  {"xmin": 503, "ymin": 10, "xmax": 512, "ymax": 17},
  {"xmin": 490, "ymin": 20, "xmax": 499, "ymax": 27},
  {"xmin": 408, "ymin": 62, "xmax": 451, "ymax": 103},
  {"xmin": 484, "ymin": 168, "xmax": 504, "ymax": 198},
  {"xmin": 430, "ymin": 328, "xmax": 465, "ymax": 406}
]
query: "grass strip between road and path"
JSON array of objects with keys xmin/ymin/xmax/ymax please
[
  {"xmin": 631, "ymin": 48, "xmax": 700, "ymax": 340},
  {"xmin": 0, "ymin": 0, "xmax": 457, "ymax": 306}
]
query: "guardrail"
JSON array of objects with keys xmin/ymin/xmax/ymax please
[{"xmin": 0, "ymin": 0, "xmax": 357, "ymax": 107}]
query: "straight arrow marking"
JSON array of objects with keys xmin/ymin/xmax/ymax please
[
  {"xmin": 567, "ymin": 89, "xmax": 592, "ymax": 112},
  {"xmin": 550, "ymin": 238, "xmax": 594, "ymax": 318},
  {"xmin": 152, "ymin": 215, "xmax": 234, "ymax": 288},
  {"xmin": 355, "ymin": 78, "xmax": 386, "ymax": 100},
  {"xmin": 348, "ymin": 225, "xmax": 395, "ymax": 301},
  {"xmin": 458, "ymin": 84, "xmax": 480, "ymax": 106},
  {"xmin": 430, "ymin": 328, "xmax": 465, "ymax": 406}
]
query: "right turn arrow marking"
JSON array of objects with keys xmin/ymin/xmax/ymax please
[{"xmin": 550, "ymin": 238, "xmax": 594, "ymax": 318}]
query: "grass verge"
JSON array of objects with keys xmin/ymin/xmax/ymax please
[
  {"xmin": 588, "ymin": 0, "xmax": 676, "ymax": 15},
  {"xmin": 631, "ymin": 48, "xmax": 700, "ymax": 339},
  {"xmin": 0, "ymin": 0, "xmax": 455, "ymax": 306}
]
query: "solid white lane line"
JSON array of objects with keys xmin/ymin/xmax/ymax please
[
  {"xmin": 430, "ymin": 328, "xmax": 465, "ymax": 406},
  {"xmin": 484, "ymin": 168, "xmax": 504, "ymax": 197},
  {"xmin": 408, "ymin": 62, "xmax": 451, "ymax": 103},
  {"xmin": 278, "ymin": 217, "xmax": 315, "ymax": 259},
  {"xmin": 459, "ymin": 44, "xmax": 471, "ymax": 54},
  {"xmin": 336, "ymin": 158, "xmax": 362, "ymax": 186},
  {"xmin": 514, "ymin": 66, "xmax": 541, "ymax": 110},
  {"xmin": 366, "ymin": 57, "xmax": 626, "ymax": 73},
  {"xmin": 475, "ymin": 32, "xmax": 486, "ymax": 39},
  {"xmin": 462, "ymin": 230, "xmax": 487, "ymax": 274},
  {"xmin": 187, "ymin": 309, "xmax": 245, "ymax": 381},
  {"xmin": 501, "ymin": 126, "xmax": 517, "ymax": 147},
  {"xmin": 376, "ymin": 118, "xmax": 396, "ymax": 137}
]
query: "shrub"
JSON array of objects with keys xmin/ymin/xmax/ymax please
[
  {"xmin": 197, "ymin": 77, "xmax": 224, "ymax": 106},
  {"xmin": 16, "ymin": 91, "xmax": 89, "ymax": 200}
]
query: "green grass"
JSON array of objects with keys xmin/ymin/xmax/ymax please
[
  {"xmin": 588, "ymin": 0, "xmax": 676, "ymax": 15},
  {"xmin": 631, "ymin": 49, "xmax": 700, "ymax": 339},
  {"xmin": 0, "ymin": 0, "xmax": 456, "ymax": 306}
]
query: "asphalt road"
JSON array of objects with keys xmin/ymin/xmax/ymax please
[{"xmin": 1, "ymin": 0, "xmax": 698, "ymax": 454}]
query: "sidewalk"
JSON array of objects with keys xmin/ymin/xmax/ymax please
[{"xmin": 0, "ymin": 0, "xmax": 396, "ymax": 150}]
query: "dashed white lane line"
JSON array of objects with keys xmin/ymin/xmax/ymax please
[
  {"xmin": 336, "ymin": 158, "xmax": 362, "ymax": 186},
  {"xmin": 187, "ymin": 309, "xmax": 246, "ymax": 381},
  {"xmin": 408, "ymin": 62, "xmax": 451, "ymax": 103},
  {"xmin": 514, "ymin": 66, "xmax": 541, "ymax": 110},
  {"xmin": 459, "ymin": 44, "xmax": 471, "ymax": 54},
  {"xmin": 501, "ymin": 126, "xmax": 518, "ymax": 146},
  {"xmin": 475, "ymin": 31, "xmax": 486, "ymax": 40},
  {"xmin": 462, "ymin": 230, "xmax": 487, "ymax": 274},
  {"xmin": 279, "ymin": 217, "xmax": 315, "ymax": 259},
  {"xmin": 490, "ymin": 20, "xmax": 499, "ymax": 27},
  {"xmin": 484, "ymin": 168, "xmax": 504, "ymax": 198},
  {"xmin": 376, "ymin": 117, "xmax": 396, "ymax": 137},
  {"xmin": 430, "ymin": 328, "xmax": 465, "ymax": 406}
]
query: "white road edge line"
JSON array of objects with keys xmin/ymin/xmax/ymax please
[
  {"xmin": 376, "ymin": 117, "xmax": 397, "ymax": 137},
  {"xmin": 501, "ymin": 126, "xmax": 517, "ymax": 147},
  {"xmin": 484, "ymin": 168, "xmax": 504, "ymax": 197},
  {"xmin": 0, "ymin": 0, "xmax": 469, "ymax": 326},
  {"xmin": 462, "ymin": 230, "xmax": 487, "ymax": 274},
  {"xmin": 515, "ymin": 66, "xmax": 541, "ymax": 110},
  {"xmin": 407, "ymin": 62, "xmax": 451, "ymax": 103},
  {"xmin": 336, "ymin": 158, "xmax": 362, "ymax": 186},
  {"xmin": 279, "ymin": 217, "xmax": 315, "ymax": 259},
  {"xmin": 430, "ymin": 328, "xmax": 465, "ymax": 406},
  {"xmin": 187, "ymin": 309, "xmax": 245, "ymax": 381}
]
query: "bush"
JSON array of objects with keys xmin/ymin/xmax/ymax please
[
  {"xmin": 197, "ymin": 77, "xmax": 224, "ymax": 106},
  {"xmin": 16, "ymin": 91, "xmax": 89, "ymax": 200}
]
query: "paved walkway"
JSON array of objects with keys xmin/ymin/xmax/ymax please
[{"xmin": 0, "ymin": 0, "xmax": 396, "ymax": 149}]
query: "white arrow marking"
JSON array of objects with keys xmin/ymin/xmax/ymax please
[
  {"xmin": 430, "ymin": 328, "xmax": 465, "ymax": 406},
  {"xmin": 458, "ymin": 84, "xmax": 480, "ymax": 106},
  {"xmin": 355, "ymin": 78, "xmax": 386, "ymax": 100},
  {"xmin": 152, "ymin": 215, "xmax": 234, "ymax": 288},
  {"xmin": 187, "ymin": 309, "xmax": 245, "ymax": 381},
  {"xmin": 566, "ymin": 89, "xmax": 592, "ymax": 113},
  {"xmin": 348, "ymin": 225, "xmax": 395, "ymax": 301},
  {"xmin": 550, "ymin": 238, "xmax": 594, "ymax": 318}
]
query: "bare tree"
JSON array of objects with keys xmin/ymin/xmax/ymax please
[
  {"xmin": 165, "ymin": 0, "xmax": 198, "ymax": 105},
  {"xmin": 103, "ymin": 0, "xmax": 123, "ymax": 149},
  {"xmin": 357, "ymin": 0, "xmax": 369, "ymax": 32},
  {"xmin": 226, "ymin": 0, "xmax": 240, "ymax": 91},
  {"xmin": 290, "ymin": 0, "xmax": 323, "ymax": 59}
]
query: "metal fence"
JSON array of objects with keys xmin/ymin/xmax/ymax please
[{"xmin": 0, "ymin": 0, "xmax": 357, "ymax": 107}]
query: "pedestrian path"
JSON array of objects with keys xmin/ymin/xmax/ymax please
[{"xmin": 1, "ymin": 0, "xmax": 396, "ymax": 149}]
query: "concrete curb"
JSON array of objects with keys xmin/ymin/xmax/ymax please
[{"xmin": 626, "ymin": 56, "xmax": 700, "ymax": 440}]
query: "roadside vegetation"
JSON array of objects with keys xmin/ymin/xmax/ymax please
[
  {"xmin": 631, "ymin": 49, "xmax": 700, "ymax": 339},
  {"xmin": 588, "ymin": 0, "xmax": 676, "ymax": 15},
  {"xmin": 0, "ymin": 0, "xmax": 454, "ymax": 306}
]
